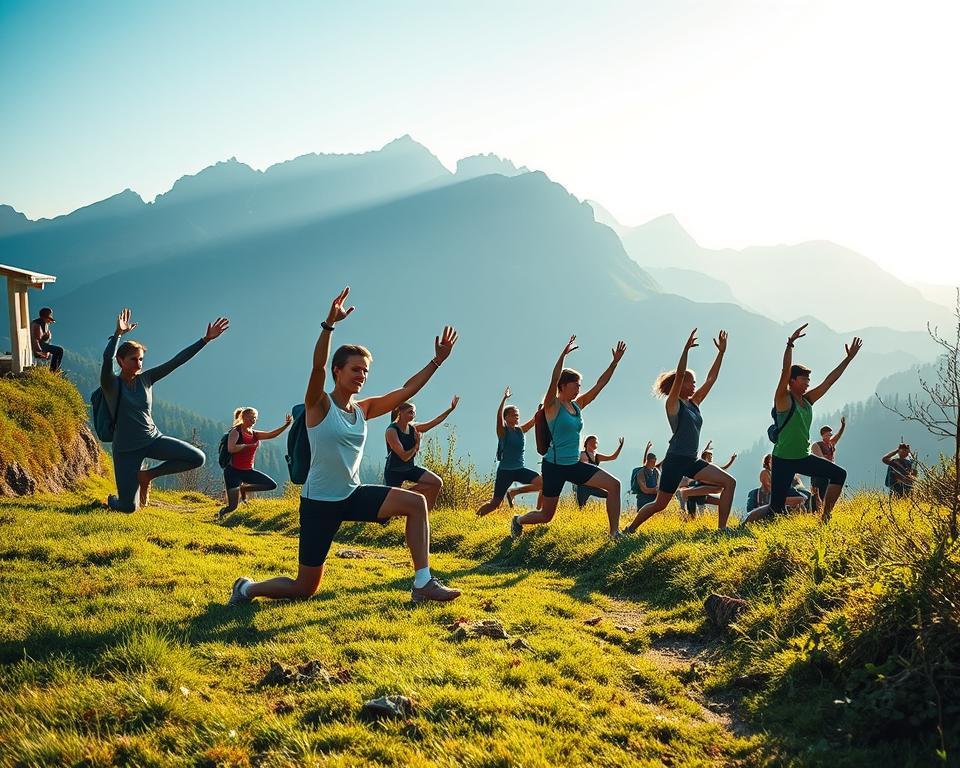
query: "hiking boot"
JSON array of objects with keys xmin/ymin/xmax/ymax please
[
  {"xmin": 107, "ymin": 495, "xmax": 134, "ymax": 514},
  {"xmin": 229, "ymin": 576, "xmax": 252, "ymax": 605},
  {"xmin": 510, "ymin": 514, "xmax": 522, "ymax": 539},
  {"xmin": 411, "ymin": 577, "xmax": 461, "ymax": 603}
]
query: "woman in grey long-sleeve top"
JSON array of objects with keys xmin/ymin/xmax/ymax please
[{"xmin": 101, "ymin": 307, "xmax": 230, "ymax": 512}]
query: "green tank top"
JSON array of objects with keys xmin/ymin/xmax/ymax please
[{"xmin": 772, "ymin": 396, "xmax": 813, "ymax": 459}]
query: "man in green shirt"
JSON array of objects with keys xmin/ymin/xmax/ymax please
[{"xmin": 743, "ymin": 323, "xmax": 861, "ymax": 524}]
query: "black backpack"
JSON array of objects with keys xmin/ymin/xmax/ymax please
[
  {"xmin": 218, "ymin": 427, "xmax": 243, "ymax": 469},
  {"xmin": 90, "ymin": 376, "xmax": 122, "ymax": 442},
  {"xmin": 285, "ymin": 404, "xmax": 309, "ymax": 484},
  {"xmin": 767, "ymin": 396, "xmax": 797, "ymax": 443}
]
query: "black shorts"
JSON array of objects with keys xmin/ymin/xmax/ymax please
[
  {"xmin": 770, "ymin": 454, "xmax": 846, "ymax": 513},
  {"xmin": 659, "ymin": 455, "xmax": 710, "ymax": 495},
  {"xmin": 810, "ymin": 476, "xmax": 829, "ymax": 497},
  {"xmin": 542, "ymin": 460, "xmax": 599, "ymax": 498},
  {"xmin": 298, "ymin": 486, "xmax": 391, "ymax": 567},
  {"xmin": 493, "ymin": 467, "xmax": 539, "ymax": 499},
  {"xmin": 384, "ymin": 465, "xmax": 427, "ymax": 487},
  {"xmin": 223, "ymin": 467, "xmax": 277, "ymax": 491}
]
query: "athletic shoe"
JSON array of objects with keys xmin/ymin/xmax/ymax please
[
  {"xmin": 609, "ymin": 530, "xmax": 625, "ymax": 541},
  {"xmin": 411, "ymin": 577, "xmax": 461, "ymax": 603},
  {"xmin": 229, "ymin": 576, "xmax": 252, "ymax": 605},
  {"xmin": 510, "ymin": 514, "xmax": 523, "ymax": 539},
  {"xmin": 107, "ymin": 495, "xmax": 134, "ymax": 514}
]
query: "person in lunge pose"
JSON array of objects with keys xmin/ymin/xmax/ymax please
[
  {"xmin": 476, "ymin": 387, "xmax": 542, "ymax": 517},
  {"xmin": 229, "ymin": 287, "xmax": 461, "ymax": 605},
  {"xmin": 218, "ymin": 408, "xmax": 293, "ymax": 520},
  {"xmin": 883, "ymin": 443, "xmax": 917, "ymax": 499},
  {"xmin": 101, "ymin": 308, "xmax": 229, "ymax": 512},
  {"xmin": 511, "ymin": 335, "xmax": 626, "ymax": 540},
  {"xmin": 679, "ymin": 441, "xmax": 737, "ymax": 516},
  {"xmin": 742, "ymin": 324, "xmax": 861, "ymax": 524},
  {"xmin": 810, "ymin": 417, "xmax": 846, "ymax": 509},
  {"xmin": 384, "ymin": 395, "xmax": 459, "ymax": 511},
  {"xmin": 625, "ymin": 329, "xmax": 735, "ymax": 532},
  {"xmin": 575, "ymin": 435, "xmax": 624, "ymax": 508}
]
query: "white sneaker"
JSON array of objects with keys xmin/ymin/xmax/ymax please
[{"xmin": 229, "ymin": 576, "xmax": 252, "ymax": 605}]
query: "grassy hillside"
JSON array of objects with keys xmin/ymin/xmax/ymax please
[
  {"xmin": 0, "ymin": 481, "xmax": 956, "ymax": 766},
  {"xmin": 0, "ymin": 369, "xmax": 104, "ymax": 494}
]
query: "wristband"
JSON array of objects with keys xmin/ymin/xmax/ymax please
[
  {"xmin": 430, "ymin": 358, "xmax": 441, "ymax": 369},
  {"xmin": 786, "ymin": 341, "xmax": 794, "ymax": 348},
  {"xmin": 321, "ymin": 322, "xmax": 335, "ymax": 332}
]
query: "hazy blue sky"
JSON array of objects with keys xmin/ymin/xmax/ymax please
[{"xmin": 2, "ymin": 0, "xmax": 957, "ymax": 282}]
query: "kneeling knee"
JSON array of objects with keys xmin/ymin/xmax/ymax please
[
  {"xmin": 292, "ymin": 580, "xmax": 320, "ymax": 599},
  {"xmin": 190, "ymin": 450, "xmax": 206, "ymax": 469}
]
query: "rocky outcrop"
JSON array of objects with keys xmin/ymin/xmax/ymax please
[{"xmin": 0, "ymin": 422, "xmax": 105, "ymax": 496}]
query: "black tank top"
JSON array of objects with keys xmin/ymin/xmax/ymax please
[{"xmin": 385, "ymin": 423, "xmax": 416, "ymax": 470}]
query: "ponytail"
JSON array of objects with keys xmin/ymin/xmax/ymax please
[{"xmin": 232, "ymin": 407, "xmax": 256, "ymax": 428}]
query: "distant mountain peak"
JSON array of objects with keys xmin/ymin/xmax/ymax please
[
  {"xmin": 48, "ymin": 188, "xmax": 145, "ymax": 224},
  {"xmin": 154, "ymin": 158, "xmax": 260, "ymax": 205},
  {"xmin": 0, "ymin": 204, "xmax": 32, "ymax": 236},
  {"xmin": 631, "ymin": 213, "xmax": 700, "ymax": 251},
  {"xmin": 587, "ymin": 200, "xmax": 629, "ymax": 237},
  {"xmin": 455, "ymin": 153, "xmax": 529, "ymax": 180}
]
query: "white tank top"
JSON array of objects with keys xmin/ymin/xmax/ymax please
[{"xmin": 301, "ymin": 397, "xmax": 367, "ymax": 502}]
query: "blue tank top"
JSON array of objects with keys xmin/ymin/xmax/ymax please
[
  {"xmin": 498, "ymin": 427, "xmax": 525, "ymax": 471},
  {"xmin": 548, "ymin": 402, "xmax": 582, "ymax": 465},
  {"xmin": 666, "ymin": 399, "xmax": 703, "ymax": 458}
]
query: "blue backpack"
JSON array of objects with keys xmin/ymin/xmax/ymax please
[
  {"xmin": 285, "ymin": 404, "xmax": 309, "ymax": 484},
  {"xmin": 90, "ymin": 377, "xmax": 121, "ymax": 442},
  {"xmin": 767, "ymin": 396, "xmax": 797, "ymax": 443}
]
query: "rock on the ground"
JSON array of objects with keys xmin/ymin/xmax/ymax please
[
  {"xmin": 259, "ymin": 660, "xmax": 336, "ymax": 687},
  {"xmin": 0, "ymin": 422, "xmax": 104, "ymax": 496},
  {"xmin": 360, "ymin": 695, "xmax": 413, "ymax": 722},
  {"xmin": 448, "ymin": 619, "xmax": 509, "ymax": 640},
  {"xmin": 336, "ymin": 548, "xmax": 386, "ymax": 559},
  {"xmin": 704, "ymin": 593, "xmax": 749, "ymax": 630}
]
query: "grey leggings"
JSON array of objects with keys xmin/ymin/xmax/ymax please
[{"xmin": 109, "ymin": 435, "xmax": 205, "ymax": 512}]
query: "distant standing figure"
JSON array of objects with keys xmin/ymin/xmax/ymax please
[
  {"xmin": 31, "ymin": 307, "xmax": 64, "ymax": 372},
  {"xmin": 883, "ymin": 444, "xmax": 917, "ymax": 499},
  {"xmin": 631, "ymin": 441, "xmax": 661, "ymax": 509}
]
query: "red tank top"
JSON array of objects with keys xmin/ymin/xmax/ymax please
[
  {"xmin": 817, "ymin": 440, "xmax": 836, "ymax": 461},
  {"xmin": 230, "ymin": 428, "xmax": 259, "ymax": 470}
]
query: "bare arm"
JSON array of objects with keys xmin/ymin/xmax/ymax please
[
  {"xmin": 495, "ymin": 388, "xmax": 510, "ymax": 439},
  {"xmin": 416, "ymin": 396, "xmax": 460, "ymax": 434},
  {"xmin": 305, "ymin": 288, "xmax": 355, "ymax": 427},
  {"xmin": 667, "ymin": 330, "xmax": 698, "ymax": 417},
  {"xmin": 832, "ymin": 416, "xmax": 847, "ymax": 445},
  {"xmin": 31, "ymin": 322, "xmax": 45, "ymax": 355},
  {"xmin": 774, "ymin": 324, "xmax": 808, "ymax": 412},
  {"xmin": 806, "ymin": 338, "xmax": 862, "ymax": 405},
  {"xmin": 359, "ymin": 327, "xmax": 458, "ymax": 420},
  {"xmin": 519, "ymin": 413, "xmax": 537, "ymax": 432},
  {"xmin": 881, "ymin": 449, "xmax": 898, "ymax": 466},
  {"xmin": 720, "ymin": 453, "xmax": 737, "ymax": 471},
  {"xmin": 639, "ymin": 471, "xmax": 658, "ymax": 495},
  {"xmin": 692, "ymin": 331, "xmax": 727, "ymax": 405},
  {"xmin": 227, "ymin": 427, "xmax": 252, "ymax": 454},
  {"xmin": 597, "ymin": 437, "xmax": 625, "ymax": 462},
  {"xmin": 544, "ymin": 335, "xmax": 578, "ymax": 416},
  {"xmin": 253, "ymin": 414, "xmax": 293, "ymax": 441},
  {"xmin": 577, "ymin": 340, "xmax": 627, "ymax": 409}
]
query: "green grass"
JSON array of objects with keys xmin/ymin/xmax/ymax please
[{"xmin": 0, "ymin": 479, "xmax": 956, "ymax": 767}]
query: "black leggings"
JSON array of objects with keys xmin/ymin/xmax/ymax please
[{"xmin": 771, "ymin": 454, "xmax": 846, "ymax": 513}]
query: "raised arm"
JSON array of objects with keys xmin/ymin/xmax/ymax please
[
  {"xmin": 577, "ymin": 340, "xmax": 626, "ymax": 409},
  {"xmin": 359, "ymin": 327, "xmax": 458, "ymax": 420},
  {"xmin": 881, "ymin": 448, "xmax": 899, "ymax": 466},
  {"xmin": 101, "ymin": 308, "xmax": 138, "ymax": 393},
  {"xmin": 774, "ymin": 324, "xmax": 808, "ymax": 411},
  {"xmin": 806, "ymin": 337, "xmax": 862, "ymax": 404},
  {"xmin": 416, "ymin": 396, "xmax": 460, "ymax": 434},
  {"xmin": 254, "ymin": 414, "xmax": 294, "ymax": 441},
  {"xmin": 145, "ymin": 317, "xmax": 228, "ymax": 384},
  {"xmin": 720, "ymin": 453, "xmax": 737, "ymax": 471},
  {"xmin": 597, "ymin": 436, "xmax": 625, "ymax": 462},
  {"xmin": 832, "ymin": 415, "xmax": 847, "ymax": 445},
  {"xmin": 520, "ymin": 405, "xmax": 540, "ymax": 433},
  {"xmin": 495, "ymin": 387, "xmax": 510, "ymax": 439},
  {"xmin": 692, "ymin": 331, "xmax": 727, "ymax": 405},
  {"xmin": 305, "ymin": 288, "xmax": 355, "ymax": 424},
  {"xmin": 666, "ymin": 330, "xmax": 698, "ymax": 416},
  {"xmin": 544, "ymin": 335, "xmax": 578, "ymax": 414}
]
